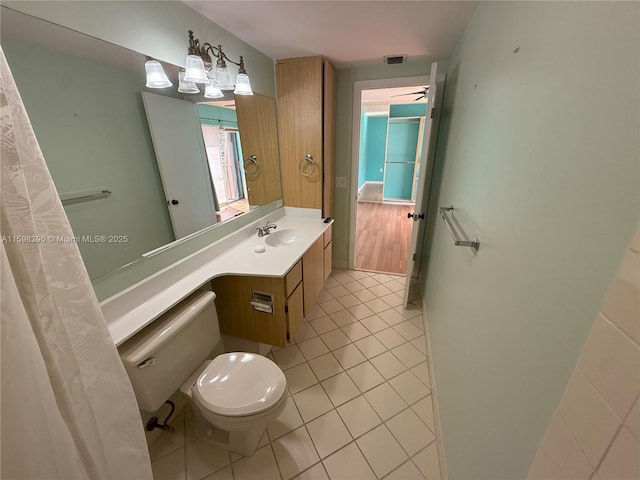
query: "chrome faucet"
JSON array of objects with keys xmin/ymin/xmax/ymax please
[{"xmin": 256, "ymin": 221, "xmax": 277, "ymax": 237}]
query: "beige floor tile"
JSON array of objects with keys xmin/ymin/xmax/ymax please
[
  {"xmin": 346, "ymin": 361, "xmax": 385, "ymax": 393},
  {"xmin": 293, "ymin": 384, "xmax": 334, "ymax": 422},
  {"xmin": 310, "ymin": 316, "xmax": 339, "ymax": 334},
  {"xmin": 307, "ymin": 410, "xmax": 353, "ymax": 458},
  {"xmin": 386, "ymin": 409, "xmax": 435, "ymax": 456},
  {"xmin": 285, "ymin": 362, "xmax": 319, "ymax": 394},
  {"xmin": 332, "ymin": 344, "xmax": 367, "ymax": 370},
  {"xmin": 336, "ymin": 395, "xmax": 382, "ymax": 439},
  {"xmin": 378, "ymin": 309, "xmax": 407, "ymax": 327},
  {"xmin": 394, "ymin": 321, "xmax": 424, "ymax": 341},
  {"xmin": 335, "ymin": 293, "xmax": 362, "ymax": 309},
  {"xmin": 351, "ymin": 288, "xmax": 378, "ymax": 303},
  {"xmin": 273, "ymin": 345, "xmax": 306, "ymax": 369},
  {"xmin": 150, "ymin": 412, "xmax": 186, "ymax": 460},
  {"xmin": 185, "ymin": 440, "xmax": 230, "ymax": 480},
  {"xmin": 202, "ymin": 465, "xmax": 233, "ymax": 479},
  {"xmin": 293, "ymin": 463, "xmax": 329, "ymax": 480},
  {"xmin": 389, "ymin": 370, "xmax": 430, "ymax": 405},
  {"xmin": 364, "ymin": 383, "xmax": 407, "ymax": 420},
  {"xmin": 391, "ymin": 343, "xmax": 426, "ymax": 368},
  {"xmin": 413, "ymin": 442, "xmax": 442, "ymax": 480},
  {"xmin": 318, "ymin": 299, "xmax": 344, "ymax": 315},
  {"xmin": 356, "ymin": 424, "xmax": 408, "ymax": 478},
  {"xmin": 385, "ymin": 460, "xmax": 425, "ymax": 479},
  {"xmin": 411, "ymin": 395, "xmax": 436, "ymax": 433},
  {"xmin": 298, "ymin": 337, "xmax": 330, "ymax": 361},
  {"xmin": 321, "ymin": 329, "xmax": 351, "ymax": 350},
  {"xmin": 375, "ymin": 328, "xmax": 407, "ymax": 350},
  {"xmin": 341, "ymin": 322, "xmax": 370, "ymax": 342},
  {"xmin": 323, "ymin": 442, "xmax": 376, "ymax": 479},
  {"xmin": 330, "ymin": 309, "xmax": 358, "ymax": 327},
  {"xmin": 151, "ymin": 447, "xmax": 186, "ymax": 480},
  {"xmin": 353, "ymin": 335, "xmax": 387, "ymax": 359},
  {"xmin": 233, "ymin": 445, "xmax": 280, "ymax": 480},
  {"xmin": 322, "ymin": 372, "xmax": 361, "ymax": 407},
  {"xmin": 359, "ymin": 314, "xmax": 390, "ymax": 333},
  {"xmin": 411, "ymin": 361, "xmax": 431, "ymax": 388},
  {"xmin": 342, "ymin": 280, "xmax": 367, "ymax": 294},
  {"xmin": 267, "ymin": 395, "xmax": 304, "ymax": 440},
  {"xmin": 292, "ymin": 323, "xmax": 318, "ymax": 343},
  {"xmin": 348, "ymin": 304, "xmax": 376, "ymax": 320},
  {"xmin": 272, "ymin": 427, "xmax": 320, "ymax": 480},
  {"xmin": 308, "ymin": 353, "xmax": 344, "ymax": 381},
  {"xmin": 370, "ymin": 351, "xmax": 407, "ymax": 379},
  {"xmin": 328, "ymin": 285, "xmax": 350, "ymax": 298}
]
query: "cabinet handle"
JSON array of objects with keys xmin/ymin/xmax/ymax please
[
  {"xmin": 299, "ymin": 153, "xmax": 318, "ymax": 178},
  {"xmin": 244, "ymin": 155, "xmax": 260, "ymax": 179}
]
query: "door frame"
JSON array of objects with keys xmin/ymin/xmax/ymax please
[{"xmin": 348, "ymin": 75, "xmax": 429, "ymax": 270}]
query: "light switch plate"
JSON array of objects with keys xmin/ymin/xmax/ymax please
[{"xmin": 335, "ymin": 176, "xmax": 347, "ymax": 188}]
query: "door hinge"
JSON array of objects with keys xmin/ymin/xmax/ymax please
[
  {"xmin": 285, "ymin": 305, "xmax": 289, "ymax": 313},
  {"xmin": 430, "ymin": 107, "xmax": 435, "ymax": 119},
  {"xmin": 412, "ymin": 253, "xmax": 417, "ymax": 261}
]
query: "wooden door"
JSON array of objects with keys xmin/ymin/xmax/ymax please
[
  {"xmin": 323, "ymin": 60, "xmax": 336, "ymax": 218},
  {"xmin": 235, "ymin": 93, "xmax": 282, "ymax": 207},
  {"xmin": 276, "ymin": 57, "xmax": 323, "ymax": 209}
]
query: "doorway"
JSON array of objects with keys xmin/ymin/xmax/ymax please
[{"xmin": 351, "ymin": 77, "xmax": 430, "ymax": 275}]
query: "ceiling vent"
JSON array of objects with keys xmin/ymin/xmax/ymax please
[{"xmin": 384, "ymin": 55, "xmax": 407, "ymax": 65}]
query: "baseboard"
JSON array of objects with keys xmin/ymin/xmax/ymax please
[{"xmin": 421, "ymin": 294, "xmax": 448, "ymax": 480}]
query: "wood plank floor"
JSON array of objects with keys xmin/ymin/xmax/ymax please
[{"xmin": 355, "ymin": 202, "xmax": 412, "ymax": 274}]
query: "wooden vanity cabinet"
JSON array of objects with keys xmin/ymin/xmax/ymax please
[
  {"xmin": 211, "ymin": 261, "xmax": 303, "ymax": 348},
  {"xmin": 302, "ymin": 236, "xmax": 325, "ymax": 315},
  {"xmin": 276, "ymin": 56, "xmax": 336, "ymax": 218}
]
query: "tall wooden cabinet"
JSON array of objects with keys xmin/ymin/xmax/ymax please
[{"xmin": 276, "ymin": 56, "xmax": 336, "ymax": 218}]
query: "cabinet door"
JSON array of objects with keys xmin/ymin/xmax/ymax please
[
  {"xmin": 276, "ymin": 57, "xmax": 323, "ymax": 209},
  {"xmin": 324, "ymin": 241, "xmax": 332, "ymax": 283},
  {"xmin": 211, "ymin": 275, "xmax": 287, "ymax": 347},
  {"xmin": 286, "ymin": 281, "xmax": 304, "ymax": 341},
  {"xmin": 302, "ymin": 236, "xmax": 325, "ymax": 315},
  {"xmin": 235, "ymin": 93, "xmax": 282, "ymax": 206}
]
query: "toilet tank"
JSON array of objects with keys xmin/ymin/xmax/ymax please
[{"xmin": 118, "ymin": 290, "xmax": 221, "ymax": 412}]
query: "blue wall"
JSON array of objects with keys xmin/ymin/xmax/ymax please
[{"xmin": 358, "ymin": 114, "xmax": 388, "ymax": 189}]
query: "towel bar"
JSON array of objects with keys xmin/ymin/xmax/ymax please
[{"xmin": 438, "ymin": 206, "xmax": 480, "ymax": 250}]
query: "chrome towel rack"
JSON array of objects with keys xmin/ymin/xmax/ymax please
[
  {"xmin": 438, "ymin": 205, "xmax": 480, "ymax": 251},
  {"xmin": 60, "ymin": 188, "xmax": 111, "ymax": 205}
]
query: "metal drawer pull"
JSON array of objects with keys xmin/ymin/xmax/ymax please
[
  {"xmin": 299, "ymin": 154, "xmax": 318, "ymax": 177},
  {"xmin": 438, "ymin": 205, "xmax": 480, "ymax": 250}
]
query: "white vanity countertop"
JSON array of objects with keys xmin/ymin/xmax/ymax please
[{"xmin": 101, "ymin": 207, "xmax": 333, "ymax": 346}]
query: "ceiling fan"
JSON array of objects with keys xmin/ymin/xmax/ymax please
[{"xmin": 392, "ymin": 86, "xmax": 429, "ymax": 101}]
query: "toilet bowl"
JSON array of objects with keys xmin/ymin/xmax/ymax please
[
  {"xmin": 118, "ymin": 290, "xmax": 288, "ymax": 457},
  {"xmin": 182, "ymin": 352, "xmax": 287, "ymax": 455}
]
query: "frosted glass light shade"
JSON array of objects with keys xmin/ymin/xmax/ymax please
[
  {"xmin": 214, "ymin": 65, "xmax": 234, "ymax": 90},
  {"xmin": 145, "ymin": 60, "xmax": 172, "ymax": 88},
  {"xmin": 184, "ymin": 55, "xmax": 208, "ymax": 83},
  {"xmin": 234, "ymin": 73, "xmax": 253, "ymax": 95},
  {"xmin": 178, "ymin": 70, "xmax": 200, "ymax": 94},
  {"xmin": 204, "ymin": 81, "xmax": 224, "ymax": 98}
]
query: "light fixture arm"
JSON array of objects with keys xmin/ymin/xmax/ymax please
[{"xmin": 187, "ymin": 30, "xmax": 247, "ymax": 74}]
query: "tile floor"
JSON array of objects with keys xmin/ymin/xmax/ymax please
[{"xmin": 150, "ymin": 269, "xmax": 442, "ymax": 480}]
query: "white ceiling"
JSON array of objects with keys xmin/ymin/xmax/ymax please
[{"xmin": 183, "ymin": 1, "xmax": 478, "ymax": 69}]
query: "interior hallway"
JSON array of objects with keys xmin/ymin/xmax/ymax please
[{"xmin": 149, "ymin": 269, "xmax": 441, "ymax": 480}]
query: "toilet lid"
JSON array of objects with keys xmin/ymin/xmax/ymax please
[{"xmin": 194, "ymin": 352, "xmax": 287, "ymax": 417}]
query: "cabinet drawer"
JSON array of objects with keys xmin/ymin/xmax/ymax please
[
  {"xmin": 285, "ymin": 260, "xmax": 302, "ymax": 297},
  {"xmin": 323, "ymin": 224, "xmax": 332, "ymax": 248}
]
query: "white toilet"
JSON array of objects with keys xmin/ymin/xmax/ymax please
[{"xmin": 119, "ymin": 290, "xmax": 287, "ymax": 456}]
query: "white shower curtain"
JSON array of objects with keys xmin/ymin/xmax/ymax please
[{"xmin": 0, "ymin": 48, "xmax": 152, "ymax": 479}]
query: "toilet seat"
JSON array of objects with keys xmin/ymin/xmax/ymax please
[{"xmin": 193, "ymin": 352, "xmax": 286, "ymax": 417}]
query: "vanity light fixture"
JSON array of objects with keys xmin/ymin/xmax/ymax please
[
  {"xmin": 183, "ymin": 30, "xmax": 253, "ymax": 95},
  {"xmin": 144, "ymin": 57, "xmax": 172, "ymax": 88}
]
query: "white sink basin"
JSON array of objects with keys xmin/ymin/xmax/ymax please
[{"xmin": 265, "ymin": 228, "xmax": 304, "ymax": 247}]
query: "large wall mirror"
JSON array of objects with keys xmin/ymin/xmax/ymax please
[{"xmin": 1, "ymin": 7, "xmax": 282, "ymax": 282}]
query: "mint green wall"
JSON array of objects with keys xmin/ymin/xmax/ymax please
[
  {"xmin": 420, "ymin": 2, "xmax": 640, "ymax": 479},
  {"xmin": 334, "ymin": 62, "xmax": 434, "ymax": 265},
  {"xmin": 3, "ymin": 40, "xmax": 175, "ymax": 279},
  {"xmin": 3, "ymin": 1, "xmax": 276, "ymax": 97}
]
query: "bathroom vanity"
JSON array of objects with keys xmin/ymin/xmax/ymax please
[{"xmin": 101, "ymin": 208, "xmax": 333, "ymax": 348}]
